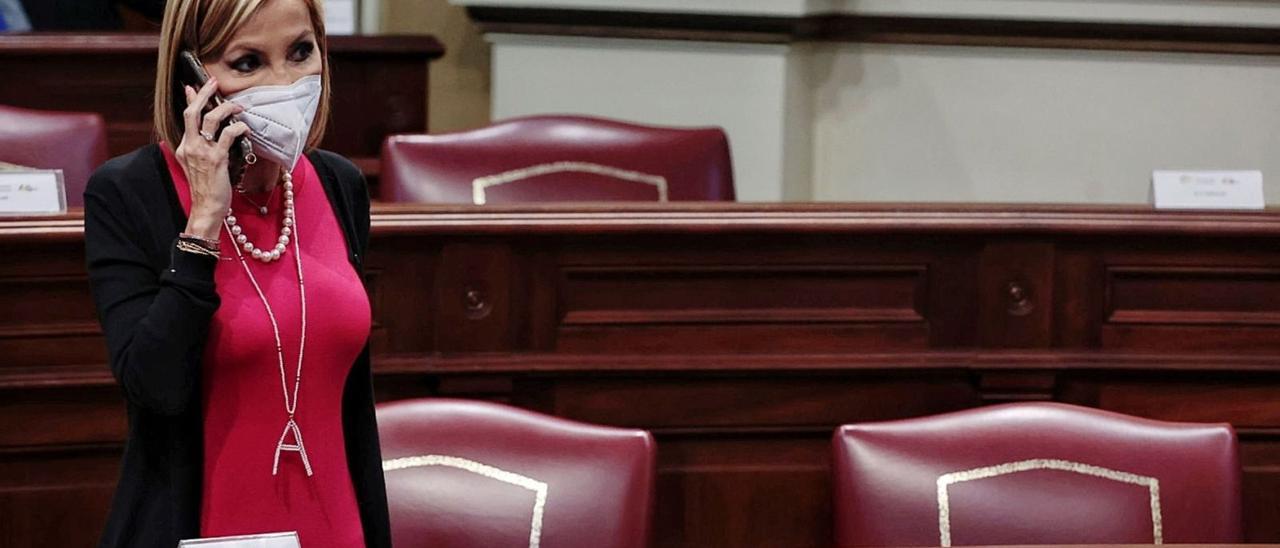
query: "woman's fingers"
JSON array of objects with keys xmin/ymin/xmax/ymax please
[
  {"xmin": 191, "ymin": 76, "xmax": 219, "ymax": 108},
  {"xmin": 182, "ymin": 77, "xmax": 219, "ymax": 141},
  {"xmin": 200, "ymin": 101, "xmax": 244, "ymax": 143},
  {"xmin": 216, "ymin": 121, "xmax": 251, "ymax": 151}
]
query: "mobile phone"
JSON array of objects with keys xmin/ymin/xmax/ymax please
[{"xmin": 173, "ymin": 50, "xmax": 254, "ymax": 183}]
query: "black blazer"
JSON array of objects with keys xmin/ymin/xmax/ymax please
[{"xmin": 84, "ymin": 144, "xmax": 391, "ymax": 548}]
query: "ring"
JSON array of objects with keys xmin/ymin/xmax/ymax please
[{"xmin": 200, "ymin": 130, "xmax": 215, "ymax": 142}]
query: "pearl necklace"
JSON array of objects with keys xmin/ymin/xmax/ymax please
[
  {"xmin": 225, "ymin": 171, "xmax": 295, "ymax": 263},
  {"xmin": 222, "ymin": 168, "xmax": 313, "ymax": 477}
]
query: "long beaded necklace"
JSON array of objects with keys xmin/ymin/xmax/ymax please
[{"xmin": 222, "ymin": 169, "xmax": 313, "ymax": 477}]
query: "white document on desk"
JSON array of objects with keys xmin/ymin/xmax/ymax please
[
  {"xmin": 178, "ymin": 531, "xmax": 301, "ymax": 548},
  {"xmin": 0, "ymin": 170, "xmax": 66, "ymax": 215},
  {"xmin": 1152, "ymin": 170, "xmax": 1265, "ymax": 210}
]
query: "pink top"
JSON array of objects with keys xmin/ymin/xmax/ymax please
[{"xmin": 162, "ymin": 145, "xmax": 369, "ymax": 547}]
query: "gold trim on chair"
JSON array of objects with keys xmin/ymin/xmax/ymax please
[
  {"xmin": 470, "ymin": 161, "xmax": 669, "ymax": 205},
  {"xmin": 384, "ymin": 455, "xmax": 549, "ymax": 548},
  {"xmin": 935, "ymin": 458, "xmax": 1163, "ymax": 547}
]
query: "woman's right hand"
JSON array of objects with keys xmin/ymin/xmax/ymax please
[{"xmin": 175, "ymin": 77, "xmax": 250, "ymax": 241}]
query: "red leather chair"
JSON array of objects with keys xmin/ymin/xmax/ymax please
[
  {"xmin": 379, "ymin": 115, "xmax": 734, "ymax": 203},
  {"xmin": 377, "ymin": 398, "xmax": 656, "ymax": 548},
  {"xmin": 0, "ymin": 105, "xmax": 109, "ymax": 208},
  {"xmin": 832, "ymin": 402, "xmax": 1241, "ymax": 546}
]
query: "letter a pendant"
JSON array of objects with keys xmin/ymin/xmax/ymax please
[{"xmin": 273, "ymin": 418, "xmax": 314, "ymax": 477}]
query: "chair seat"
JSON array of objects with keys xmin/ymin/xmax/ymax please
[
  {"xmin": 380, "ymin": 115, "xmax": 735, "ymax": 204},
  {"xmin": 831, "ymin": 402, "xmax": 1242, "ymax": 546},
  {"xmin": 0, "ymin": 104, "xmax": 109, "ymax": 208},
  {"xmin": 377, "ymin": 398, "xmax": 656, "ymax": 548}
]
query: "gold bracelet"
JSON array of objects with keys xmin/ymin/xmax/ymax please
[
  {"xmin": 178, "ymin": 232, "xmax": 221, "ymax": 252},
  {"xmin": 176, "ymin": 239, "xmax": 221, "ymax": 258}
]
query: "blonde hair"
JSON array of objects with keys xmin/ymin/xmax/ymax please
[{"xmin": 153, "ymin": 0, "xmax": 331, "ymax": 149}]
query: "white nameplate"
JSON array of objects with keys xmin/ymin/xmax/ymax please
[
  {"xmin": 1152, "ymin": 170, "xmax": 1265, "ymax": 210},
  {"xmin": 178, "ymin": 531, "xmax": 300, "ymax": 548},
  {"xmin": 0, "ymin": 170, "xmax": 66, "ymax": 215}
]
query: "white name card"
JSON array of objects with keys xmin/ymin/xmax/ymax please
[
  {"xmin": 179, "ymin": 531, "xmax": 301, "ymax": 548},
  {"xmin": 0, "ymin": 170, "xmax": 66, "ymax": 215},
  {"xmin": 1152, "ymin": 170, "xmax": 1265, "ymax": 210}
]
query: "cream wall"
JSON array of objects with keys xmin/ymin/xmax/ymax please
[
  {"xmin": 490, "ymin": 37, "xmax": 814, "ymax": 201},
  {"xmin": 446, "ymin": 0, "xmax": 1280, "ymax": 203},
  {"xmin": 811, "ymin": 45, "xmax": 1280, "ymax": 203},
  {"xmin": 381, "ymin": 0, "xmax": 492, "ymax": 132}
]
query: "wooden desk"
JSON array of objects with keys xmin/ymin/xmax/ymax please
[
  {"xmin": 0, "ymin": 33, "xmax": 445, "ymax": 184},
  {"xmin": 4, "ymin": 203, "xmax": 1280, "ymax": 547}
]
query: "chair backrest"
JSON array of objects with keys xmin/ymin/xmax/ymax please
[
  {"xmin": 831, "ymin": 402, "xmax": 1241, "ymax": 546},
  {"xmin": 379, "ymin": 115, "xmax": 734, "ymax": 203},
  {"xmin": 0, "ymin": 105, "xmax": 109, "ymax": 208},
  {"xmin": 377, "ymin": 398, "xmax": 656, "ymax": 548}
]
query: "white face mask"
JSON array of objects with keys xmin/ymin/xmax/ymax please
[{"xmin": 226, "ymin": 74, "xmax": 322, "ymax": 171}]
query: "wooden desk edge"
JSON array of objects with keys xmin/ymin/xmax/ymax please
[{"xmin": 7, "ymin": 203, "xmax": 1280, "ymax": 240}]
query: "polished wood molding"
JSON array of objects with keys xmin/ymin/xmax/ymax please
[
  {"xmin": 366, "ymin": 203, "xmax": 1280, "ymax": 236},
  {"xmin": 367, "ymin": 202, "xmax": 1280, "ymax": 236},
  {"xmin": 374, "ymin": 350, "xmax": 1280, "ymax": 376},
  {"xmin": 467, "ymin": 7, "xmax": 1280, "ymax": 55},
  {"xmin": 9, "ymin": 204, "xmax": 1280, "ymax": 240},
  {"xmin": 13, "ymin": 350, "xmax": 1280, "ymax": 390},
  {"xmin": 468, "ymin": 7, "xmax": 808, "ymax": 44},
  {"xmin": 820, "ymin": 16, "xmax": 1280, "ymax": 56},
  {"xmin": 0, "ymin": 32, "xmax": 445, "ymax": 57}
]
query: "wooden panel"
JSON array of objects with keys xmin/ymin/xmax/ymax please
[
  {"xmin": 556, "ymin": 324, "xmax": 929, "ymax": 354},
  {"xmin": 1053, "ymin": 245, "xmax": 1104, "ymax": 348},
  {"xmin": 1102, "ymin": 267, "xmax": 1280, "ymax": 353},
  {"xmin": 549, "ymin": 234, "xmax": 962, "ymax": 353},
  {"xmin": 1241, "ymin": 439, "xmax": 1280, "ymax": 543},
  {"xmin": 1071, "ymin": 379, "xmax": 1280, "ymax": 427},
  {"xmin": 363, "ymin": 236, "xmax": 440, "ymax": 355},
  {"xmin": 432, "ymin": 242, "xmax": 518, "ymax": 352},
  {"xmin": 0, "ymin": 387, "xmax": 126, "ymax": 448},
  {"xmin": 0, "ymin": 33, "xmax": 444, "ymax": 184},
  {"xmin": 978, "ymin": 241, "xmax": 1055, "ymax": 348},
  {"xmin": 0, "ymin": 275, "xmax": 102, "ymax": 369},
  {"xmin": 0, "ymin": 238, "xmax": 103, "ymax": 369},
  {"xmin": 560, "ymin": 265, "xmax": 926, "ymax": 325},
  {"xmin": 555, "ymin": 265, "xmax": 929, "ymax": 353},
  {"xmin": 539, "ymin": 376, "xmax": 979, "ymax": 429},
  {"xmin": 7, "ymin": 204, "xmax": 1280, "ymax": 546},
  {"xmin": 1091, "ymin": 243, "xmax": 1280, "ymax": 353},
  {"xmin": 1108, "ymin": 267, "xmax": 1280, "ymax": 324},
  {"xmin": 654, "ymin": 434, "xmax": 831, "ymax": 548},
  {"xmin": 0, "ymin": 446, "xmax": 120, "ymax": 548}
]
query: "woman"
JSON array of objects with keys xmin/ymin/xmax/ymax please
[{"xmin": 84, "ymin": 0, "xmax": 390, "ymax": 546}]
